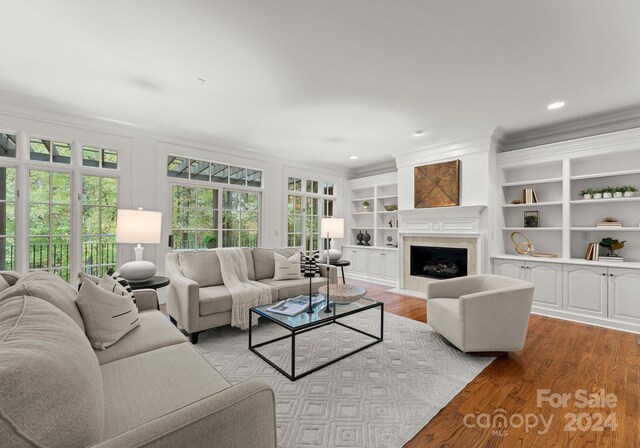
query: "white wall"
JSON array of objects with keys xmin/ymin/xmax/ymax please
[
  {"xmin": 0, "ymin": 97, "xmax": 350, "ymax": 281},
  {"xmin": 395, "ymin": 139, "xmax": 492, "ymax": 211}
]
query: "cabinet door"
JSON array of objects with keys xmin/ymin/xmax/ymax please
[
  {"xmin": 367, "ymin": 251, "xmax": 383, "ymax": 278},
  {"xmin": 354, "ymin": 249, "xmax": 368, "ymax": 275},
  {"xmin": 383, "ymin": 251, "xmax": 398, "ymax": 281},
  {"xmin": 564, "ymin": 265, "xmax": 608, "ymax": 317},
  {"xmin": 608, "ymin": 268, "xmax": 640, "ymax": 324},
  {"xmin": 526, "ymin": 261, "xmax": 563, "ymax": 309},
  {"xmin": 492, "ymin": 259, "xmax": 525, "ymax": 280}
]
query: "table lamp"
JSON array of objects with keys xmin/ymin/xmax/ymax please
[
  {"xmin": 116, "ymin": 208, "xmax": 162, "ymax": 281},
  {"xmin": 320, "ymin": 218, "xmax": 344, "ymax": 262}
]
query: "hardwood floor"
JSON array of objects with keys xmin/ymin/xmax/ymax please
[
  {"xmin": 344, "ymin": 277, "xmax": 639, "ymax": 448},
  {"xmin": 161, "ymin": 277, "xmax": 638, "ymax": 447}
]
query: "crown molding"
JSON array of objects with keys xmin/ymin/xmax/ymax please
[
  {"xmin": 497, "ymin": 125, "xmax": 640, "ymax": 165},
  {"xmin": 0, "ymin": 91, "xmax": 354, "ymax": 177},
  {"xmin": 500, "ymin": 105, "xmax": 640, "ymax": 152},
  {"xmin": 393, "ymin": 134, "xmax": 493, "ymax": 168},
  {"xmin": 350, "ymin": 159, "xmax": 397, "ymax": 179}
]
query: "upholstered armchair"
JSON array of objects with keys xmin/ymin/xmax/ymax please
[{"xmin": 426, "ymin": 274, "xmax": 535, "ymax": 353}]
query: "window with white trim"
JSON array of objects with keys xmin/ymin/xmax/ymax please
[
  {"xmin": 82, "ymin": 176, "xmax": 119, "ymax": 276},
  {"xmin": 287, "ymin": 177, "xmax": 336, "ymax": 254}
]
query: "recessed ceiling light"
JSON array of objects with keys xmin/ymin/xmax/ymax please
[
  {"xmin": 411, "ymin": 130, "xmax": 425, "ymax": 137},
  {"xmin": 547, "ymin": 101, "xmax": 565, "ymax": 110},
  {"xmin": 350, "ymin": 156, "xmax": 358, "ymax": 160}
]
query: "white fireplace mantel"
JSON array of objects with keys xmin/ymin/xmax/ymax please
[{"xmin": 398, "ymin": 205, "xmax": 487, "ymax": 234}]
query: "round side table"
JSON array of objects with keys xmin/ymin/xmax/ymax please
[
  {"xmin": 127, "ymin": 275, "xmax": 170, "ymax": 291},
  {"xmin": 329, "ymin": 260, "xmax": 351, "ymax": 284}
]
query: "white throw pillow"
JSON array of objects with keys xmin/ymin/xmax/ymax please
[
  {"xmin": 98, "ymin": 272, "xmax": 135, "ymax": 300},
  {"xmin": 76, "ymin": 278, "xmax": 140, "ymax": 350},
  {"xmin": 273, "ymin": 252, "xmax": 303, "ymax": 281}
]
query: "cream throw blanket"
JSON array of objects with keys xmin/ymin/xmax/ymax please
[{"xmin": 217, "ymin": 248, "xmax": 272, "ymax": 330}]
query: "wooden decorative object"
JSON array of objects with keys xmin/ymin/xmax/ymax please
[{"xmin": 414, "ymin": 160, "xmax": 460, "ymax": 208}]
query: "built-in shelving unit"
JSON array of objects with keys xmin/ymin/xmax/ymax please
[
  {"xmin": 494, "ymin": 134, "xmax": 640, "ymax": 334},
  {"xmin": 348, "ymin": 172, "xmax": 399, "ymax": 248},
  {"xmin": 497, "ymin": 141, "xmax": 640, "ymax": 263}
]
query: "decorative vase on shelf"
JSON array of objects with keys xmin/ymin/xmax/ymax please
[
  {"xmin": 583, "ymin": 194, "xmax": 592, "ymax": 200},
  {"xmin": 593, "ymin": 193, "xmax": 603, "ymax": 199},
  {"xmin": 356, "ymin": 230, "xmax": 364, "ymax": 245},
  {"xmin": 363, "ymin": 231, "xmax": 371, "ymax": 246},
  {"xmin": 624, "ymin": 191, "xmax": 635, "ymax": 198},
  {"xmin": 613, "ymin": 191, "xmax": 623, "ymax": 198},
  {"xmin": 603, "ymin": 192, "xmax": 613, "ymax": 199}
]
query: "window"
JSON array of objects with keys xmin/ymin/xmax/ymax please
[
  {"xmin": 167, "ymin": 155, "xmax": 262, "ymax": 188},
  {"xmin": 82, "ymin": 146, "xmax": 118, "ymax": 169},
  {"xmin": 170, "ymin": 186, "xmax": 259, "ymax": 249},
  {"xmin": 29, "ymin": 170, "xmax": 72, "ymax": 280},
  {"xmin": 0, "ymin": 166, "xmax": 16, "ymax": 270},
  {"xmin": 82, "ymin": 176, "xmax": 118, "ymax": 276},
  {"xmin": 171, "ymin": 185, "xmax": 218, "ymax": 250},
  {"xmin": 287, "ymin": 176, "xmax": 336, "ymax": 253},
  {"xmin": 30, "ymin": 138, "xmax": 72, "ymax": 164},
  {"xmin": 222, "ymin": 191, "xmax": 259, "ymax": 247}
]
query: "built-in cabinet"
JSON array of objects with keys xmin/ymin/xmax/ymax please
[
  {"xmin": 342, "ymin": 245, "xmax": 398, "ymax": 286},
  {"xmin": 493, "ymin": 256, "xmax": 640, "ymax": 333}
]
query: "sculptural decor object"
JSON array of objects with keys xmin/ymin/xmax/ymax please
[
  {"xmin": 414, "ymin": 159, "xmax": 460, "ymax": 208},
  {"xmin": 356, "ymin": 230, "xmax": 364, "ymax": 245},
  {"xmin": 363, "ymin": 231, "xmax": 371, "ymax": 246}
]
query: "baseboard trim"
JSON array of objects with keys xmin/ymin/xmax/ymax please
[
  {"xmin": 531, "ymin": 306, "xmax": 640, "ymax": 335},
  {"xmin": 387, "ymin": 288, "xmax": 426, "ymax": 300}
]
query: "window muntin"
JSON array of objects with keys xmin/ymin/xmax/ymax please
[
  {"xmin": 82, "ymin": 176, "xmax": 118, "ymax": 276},
  {"xmin": 30, "ymin": 138, "xmax": 72, "ymax": 164},
  {"xmin": 0, "ymin": 166, "xmax": 16, "ymax": 270},
  {"xmin": 28, "ymin": 170, "xmax": 72, "ymax": 280},
  {"xmin": 0, "ymin": 133, "xmax": 16, "ymax": 158},
  {"xmin": 167, "ymin": 155, "xmax": 262, "ymax": 188}
]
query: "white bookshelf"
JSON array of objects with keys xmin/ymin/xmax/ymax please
[{"xmin": 347, "ymin": 173, "xmax": 399, "ymax": 248}]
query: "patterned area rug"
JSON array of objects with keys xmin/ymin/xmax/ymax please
[{"xmin": 194, "ymin": 310, "xmax": 493, "ymax": 448}]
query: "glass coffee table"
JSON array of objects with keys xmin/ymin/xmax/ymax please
[{"xmin": 249, "ymin": 296, "xmax": 383, "ymax": 381}]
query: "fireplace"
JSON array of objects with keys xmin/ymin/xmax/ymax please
[{"xmin": 410, "ymin": 246, "xmax": 468, "ymax": 280}]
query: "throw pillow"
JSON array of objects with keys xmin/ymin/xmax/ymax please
[
  {"xmin": 76, "ymin": 279, "xmax": 140, "ymax": 350},
  {"xmin": 0, "ymin": 274, "xmax": 10, "ymax": 292},
  {"xmin": 300, "ymin": 252, "xmax": 320, "ymax": 278},
  {"xmin": 105, "ymin": 268, "xmax": 136, "ymax": 300},
  {"xmin": 273, "ymin": 252, "xmax": 303, "ymax": 281}
]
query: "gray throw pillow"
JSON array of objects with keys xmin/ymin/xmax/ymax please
[{"xmin": 76, "ymin": 278, "xmax": 140, "ymax": 350}]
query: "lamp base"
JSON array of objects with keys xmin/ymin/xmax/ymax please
[
  {"xmin": 119, "ymin": 261, "xmax": 157, "ymax": 281},
  {"xmin": 320, "ymin": 249, "xmax": 342, "ymax": 262}
]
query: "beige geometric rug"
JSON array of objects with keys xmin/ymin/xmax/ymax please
[{"xmin": 194, "ymin": 310, "xmax": 493, "ymax": 448}]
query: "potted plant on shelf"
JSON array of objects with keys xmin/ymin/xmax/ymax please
[
  {"xmin": 613, "ymin": 187, "xmax": 624, "ymax": 198},
  {"xmin": 593, "ymin": 189, "xmax": 603, "ymax": 200},
  {"xmin": 599, "ymin": 237, "xmax": 626, "ymax": 257},
  {"xmin": 362, "ymin": 200, "xmax": 371, "ymax": 212},
  {"xmin": 623, "ymin": 186, "xmax": 638, "ymax": 198},
  {"xmin": 579, "ymin": 188, "xmax": 596, "ymax": 200},
  {"xmin": 602, "ymin": 187, "xmax": 613, "ymax": 199}
]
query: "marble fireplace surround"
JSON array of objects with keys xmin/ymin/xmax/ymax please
[{"xmin": 394, "ymin": 205, "xmax": 486, "ymax": 297}]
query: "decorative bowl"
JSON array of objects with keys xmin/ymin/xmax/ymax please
[
  {"xmin": 318, "ymin": 284, "xmax": 367, "ymax": 304},
  {"xmin": 384, "ymin": 204, "xmax": 398, "ymax": 211}
]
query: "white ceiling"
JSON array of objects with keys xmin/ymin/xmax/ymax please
[{"xmin": 2, "ymin": 1, "xmax": 639, "ymax": 168}]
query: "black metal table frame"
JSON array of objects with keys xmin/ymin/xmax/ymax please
[{"xmin": 249, "ymin": 301, "xmax": 384, "ymax": 381}]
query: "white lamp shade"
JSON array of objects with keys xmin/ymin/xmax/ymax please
[
  {"xmin": 321, "ymin": 218, "xmax": 344, "ymax": 239},
  {"xmin": 116, "ymin": 209, "xmax": 162, "ymax": 244}
]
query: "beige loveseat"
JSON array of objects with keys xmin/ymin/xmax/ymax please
[
  {"xmin": 0, "ymin": 271, "xmax": 276, "ymax": 448},
  {"xmin": 165, "ymin": 248, "xmax": 337, "ymax": 343},
  {"xmin": 426, "ymin": 274, "xmax": 535, "ymax": 353}
]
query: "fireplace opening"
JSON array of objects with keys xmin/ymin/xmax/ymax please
[{"xmin": 410, "ymin": 246, "xmax": 468, "ymax": 280}]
